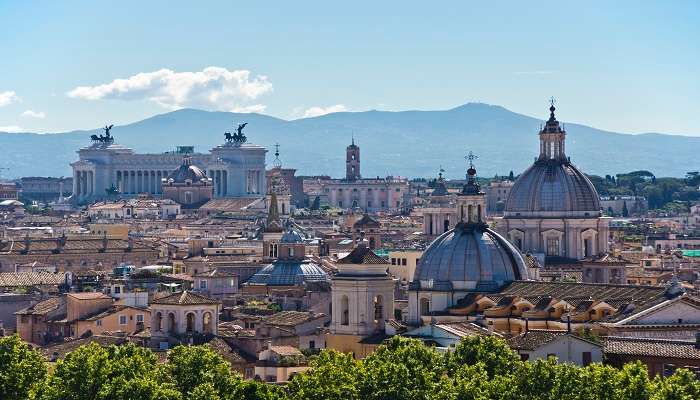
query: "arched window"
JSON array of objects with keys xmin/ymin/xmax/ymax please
[
  {"xmin": 168, "ymin": 313, "xmax": 176, "ymax": 333},
  {"xmin": 374, "ymin": 295, "xmax": 384, "ymax": 323},
  {"xmin": 155, "ymin": 312, "xmax": 162, "ymax": 332},
  {"xmin": 420, "ymin": 298, "xmax": 430, "ymax": 315},
  {"xmin": 203, "ymin": 312, "xmax": 213, "ymax": 334},
  {"xmin": 185, "ymin": 191, "xmax": 193, "ymax": 204},
  {"xmin": 467, "ymin": 205, "xmax": 473, "ymax": 223},
  {"xmin": 186, "ymin": 312, "xmax": 195, "ymax": 333},
  {"xmin": 340, "ymin": 295, "xmax": 349, "ymax": 326}
]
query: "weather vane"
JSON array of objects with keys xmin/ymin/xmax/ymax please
[
  {"xmin": 465, "ymin": 151, "xmax": 478, "ymax": 169},
  {"xmin": 550, "ymin": 96, "xmax": 556, "ymax": 107}
]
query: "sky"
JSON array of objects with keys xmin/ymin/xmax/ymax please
[{"xmin": 0, "ymin": 1, "xmax": 698, "ymax": 135}]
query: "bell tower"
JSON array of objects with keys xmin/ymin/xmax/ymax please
[{"xmin": 346, "ymin": 136, "xmax": 361, "ymax": 180}]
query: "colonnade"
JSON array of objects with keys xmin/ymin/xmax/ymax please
[{"xmin": 116, "ymin": 170, "xmax": 170, "ymax": 195}]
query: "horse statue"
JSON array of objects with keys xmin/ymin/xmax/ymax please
[
  {"xmin": 90, "ymin": 134, "xmax": 100, "ymax": 143},
  {"xmin": 224, "ymin": 131, "xmax": 233, "ymax": 142},
  {"xmin": 90, "ymin": 124, "xmax": 115, "ymax": 145},
  {"xmin": 224, "ymin": 122, "xmax": 248, "ymax": 144}
]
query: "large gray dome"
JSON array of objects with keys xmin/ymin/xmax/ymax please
[
  {"xmin": 168, "ymin": 163, "xmax": 207, "ymax": 184},
  {"xmin": 504, "ymin": 160, "xmax": 601, "ymax": 217},
  {"xmin": 411, "ymin": 223, "xmax": 527, "ymax": 292}
]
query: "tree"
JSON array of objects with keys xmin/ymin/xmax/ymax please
[
  {"xmin": 288, "ymin": 350, "xmax": 362, "ymax": 400},
  {"xmin": 622, "ymin": 201, "xmax": 629, "ymax": 217},
  {"xmin": 164, "ymin": 345, "xmax": 241, "ymax": 399},
  {"xmin": 508, "ymin": 170, "xmax": 514, "ymax": 181},
  {"xmin": 0, "ymin": 335, "xmax": 47, "ymax": 400},
  {"xmin": 359, "ymin": 336, "xmax": 450, "ymax": 400},
  {"xmin": 446, "ymin": 336, "xmax": 519, "ymax": 378}
]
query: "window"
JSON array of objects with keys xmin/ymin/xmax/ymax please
[
  {"xmin": 309, "ymin": 340, "xmax": 316, "ymax": 349},
  {"xmin": 402, "ymin": 258, "xmax": 407, "ymax": 266},
  {"xmin": 136, "ymin": 314, "xmax": 144, "ymax": 323},
  {"xmin": 546, "ymin": 238, "xmax": 560, "ymax": 256},
  {"xmin": 338, "ymin": 201, "xmax": 343, "ymax": 208},
  {"xmin": 582, "ymin": 352, "xmax": 592, "ymax": 366},
  {"xmin": 391, "ymin": 258, "xmax": 396, "ymax": 265},
  {"xmin": 119, "ymin": 315, "xmax": 127, "ymax": 325},
  {"xmin": 96, "ymin": 319, "xmax": 102, "ymax": 326},
  {"xmin": 420, "ymin": 298, "xmax": 430, "ymax": 315},
  {"xmin": 374, "ymin": 295, "xmax": 384, "ymax": 323},
  {"xmin": 200, "ymin": 280, "xmax": 208, "ymax": 290},
  {"xmin": 341, "ymin": 295, "xmax": 349, "ymax": 325},
  {"xmin": 114, "ymin": 286, "xmax": 121, "ymax": 294},
  {"xmin": 520, "ymin": 353, "xmax": 530, "ymax": 361}
]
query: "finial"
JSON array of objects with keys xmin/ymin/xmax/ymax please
[
  {"xmin": 438, "ymin": 165, "xmax": 444, "ymax": 180},
  {"xmin": 549, "ymin": 96, "xmax": 556, "ymax": 117},
  {"xmin": 273, "ymin": 143, "xmax": 282, "ymax": 168},
  {"xmin": 351, "ymin": 132, "xmax": 355, "ymax": 146}
]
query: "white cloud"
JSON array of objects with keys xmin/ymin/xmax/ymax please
[
  {"xmin": 303, "ymin": 104, "xmax": 348, "ymax": 118},
  {"xmin": 0, "ymin": 91, "xmax": 20, "ymax": 107},
  {"xmin": 21, "ymin": 110, "xmax": 46, "ymax": 119},
  {"xmin": 67, "ymin": 67, "xmax": 273, "ymax": 111},
  {"xmin": 0, "ymin": 125, "xmax": 23, "ymax": 133}
]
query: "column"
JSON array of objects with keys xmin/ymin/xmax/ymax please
[
  {"xmin": 73, "ymin": 170, "xmax": 80, "ymax": 198},
  {"xmin": 387, "ymin": 186, "xmax": 393, "ymax": 210},
  {"xmin": 88, "ymin": 171, "xmax": 94, "ymax": 196},
  {"xmin": 222, "ymin": 170, "xmax": 228, "ymax": 197}
]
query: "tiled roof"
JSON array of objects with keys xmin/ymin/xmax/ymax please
[
  {"xmin": 434, "ymin": 322, "xmax": 494, "ymax": 338},
  {"xmin": 353, "ymin": 214, "xmax": 380, "ymax": 228},
  {"xmin": 206, "ymin": 337, "xmax": 246, "ymax": 364},
  {"xmin": 0, "ymin": 272, "xmax": 64, "ymax": 287},
  {"xmin": 337, "ymin": 245, "xmax": 389, "ymax": 265},
  {"xmin": 42, "ymin": 335, "xmax": 128, "ymax": 360},
  {"xmin": 603, "ymin": 336, "xmax": 700, "ymax": 360},
  {"xmin": 217, "ymin": 321, "xmax": 256, "ymax": 338},
  {"xmin": 15, "ymin": 296, "xmax": 64, "ymax": 315},
  {"xmin": 264, "ymin": 311, "xmax": 322, "ymax": 327},
  {"xmin": 507, "ymin": 330, "xmax": 596, "ymax": 351},
  {"xmin": 0, "ymin": 237, "xmax": 159, "ymax": 254},
  {"xmin": 193, "ymin": 269, "xmax": 239, "ymax": 278},
  {"xmin": 268, "ymin": 345, "xmax": 303, "ymax": 357},
  {"xmin": 500, "ymin": 281, "xmax": 666, "ymax": 306},
  {"xmin": 199, "ymin": 198, "xmax": 259, "ymax": 212},
  {"xmin": 151, "ymin": 290, "xmax": 220, "ymax": 305},
  {"xmin": 67, "ymin": 292, "xmax": 111, "ymax": 300}
]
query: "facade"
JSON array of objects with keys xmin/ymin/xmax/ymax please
[
  {"xmin": 70, "ymin": 132, "xmax": 266, "ymax": 203},
  {"xmin": 150, "ymin": 291, "xmax": 221, "ymax": 344},
  {"xmin": 327, "ymin": 243, "xmax": 394, "ymax": 358},
  {"xmin": 508, "ymin": 330, "xmax": 603, "ymax": 366},
  {"xmin": 316, "ymin": 140, "xmax": 409, "ymax": 212},
  {"xmin": 0, "ymin": 182, "xmax": 19, "ymax": 200},
  {"xmin": 484, "ymin": 180, "xmax": 513, "ymax": 215},
  {"xmin": 420, "ymin": 172, "xmax": 458, "ymax": 238},
  {"xmin": 20, "ymin": 177, "xmax": 73, "ymax": 201},
  {"xmin": 495, "ymin": 103, "xmax": 610, "ymax": 260}
]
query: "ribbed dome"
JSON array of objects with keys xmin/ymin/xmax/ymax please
[
  {"xmin": 505, "ymin": 160, "xmax": 601, "ymax": 217},
  {"xmin": 168, "ymin": 163, "xmax": 207, "ymax": 183},
  {"xmin": 246, "ymin": 261, "xmax": 330, "ymax": 286},
  {"xmin": 412, "ymin": 223, "xmax": 527, "ymax": 292}
]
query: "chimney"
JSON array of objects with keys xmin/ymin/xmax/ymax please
[
  {"xmin": 525, "ymin": 318, "xmax": 529, "ymax": 332},
  {"xmin": 695, "ymin": 331, "xmax": 700, "ymax": 350}
]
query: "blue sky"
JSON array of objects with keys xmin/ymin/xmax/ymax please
[{"xmin": 0, "ymin": 1, "xmax": 698, "ymax": 135}]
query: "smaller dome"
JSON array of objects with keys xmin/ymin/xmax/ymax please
[
  {"xmin": 246, "ymin": 261, "xmax": 329, "ymax": 286},
  {"xmin": 168, "ymin": 161, "xmax": 207, "ymax": 184}
]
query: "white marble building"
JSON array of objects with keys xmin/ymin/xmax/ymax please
[{"xmin": 71, "ymin": 136, "xmax": 266, "ymax": 203}]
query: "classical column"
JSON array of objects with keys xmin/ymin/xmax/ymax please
[
  {"xmin": 222, "ymin": 170, "xmax": 228, "ymax": 197},
  {"xmin": 73, "ymin": 170, "xmax": 80, "ymax": 198},
  {"xmin": 88, "ymin": 171, "xmax": 94, "ymax": 196}
]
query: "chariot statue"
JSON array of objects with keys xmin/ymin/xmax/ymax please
[
  {"xmin": 225, "ymin": 122, "xmax": 248, "ymax": 145},
  {"xmin": 90, "ymin": 124, "xmax": 115, "ymax": 145}
]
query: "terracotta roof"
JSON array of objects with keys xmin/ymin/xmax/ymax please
[
  {"xmin": 67, "ymin": 292, "xmax": 111, "ymax": 300},
  {"xmin": 434, "ymin": 322, "xmax": 494, "ymax": 338},
  {"xmin": 353, "ymin": 214, "xmax": 380, "ymax": 228},
  {"xmin": 193, "ymin": 269, "xmax": 239, "ymax": 278},
  {"xmin": 500, "ymin": 281, "xmax": 666, "ymax": 306},
  {"xmin": 0, "ymin": 272, "xmax": 64, "ymax": 287},
  {"xmin": 217, "ymin": 321, "xmax": 255, "ymax": 338},
  {"xmin": 603, "ymin": 336, "xmax": 700, "ymax": 360},
  {"xmin": 507, "ymin": 330, "xmax": 597, "ymax": 351},
  {"xmin": 268, "ymin": 345, "xmax": 303, "ymax": 357},
  {"xmin": 264, "ymin": 311, "xmax": 323, "ymax": 327},
  {"xmin": 151, "ymin": 290, "xmax": 220, "ymax": 305},
  {"xmin": 206, "ymin": 337, "xmax": 247, "ymax": 364},
  {"xmin": 42, "ymin": 335, "xmax": 128, "ymax": 360},
  {"xmin": 199, "ymin": 198, "xmax": 259, "ymax": 212},
  {"xmin": 0, "ymin": 237, "xmax": 159, "ymax": 254},
  {"xmin": 337, "ymin": 245, "xmax": 389, "ymax": 265},
  {"xmin": 15, "ymin": 296, "xmax": 64, "ymax": 315}
]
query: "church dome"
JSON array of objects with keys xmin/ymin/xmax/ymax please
[
  {"xmin": 504, "ymin": 103, "xmax": 601, "ymax": 217},
  {"xmin": 168, "ymin": 158, "xmax": 207, "ymax": 183},
  {"xmin": 504, "ymin": 160, "xmax": 601, "ymax": 216},
  {"xmin": 246, "ymin": 260, "xmax": 330, "ymax": 286},
  {"xmin": 412, "ymin": 222, "xmax": 528, "ymax": 292}
]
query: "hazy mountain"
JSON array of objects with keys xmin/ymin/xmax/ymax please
[{"xmin": 1, "ymin": 103, "xmax": 698, "ymax": 179}]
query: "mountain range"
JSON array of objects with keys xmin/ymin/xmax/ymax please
[{"xmin": 1, "ymin": 103, "xmax": 698, "ymax": 180}]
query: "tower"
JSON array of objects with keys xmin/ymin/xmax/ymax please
[
  {"xmin": 346, "ymin": 137, "xmax": 360, "ymax": 180},
  {"xmin": 327, "ymin": 242, "xmax": 394, "ymax": 357}
]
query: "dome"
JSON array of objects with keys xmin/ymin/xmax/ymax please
[
  {"xmin": 168, "ymin": 158, "xmax": 207, "ymax": 183},
  {"xmin": 412, "ymin": 223, "xmax": 527, "ymax": 292},
  {"xmin": 504, "ymin": 160, "xmax": 601, "ymax": 217},
  {"xmin": 504, "ymin": 102, "xmax": 601, "ymax": 218},
  {"xmin": 245, "ymin": 260, "xmax": 330, "ymax": 286}
]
